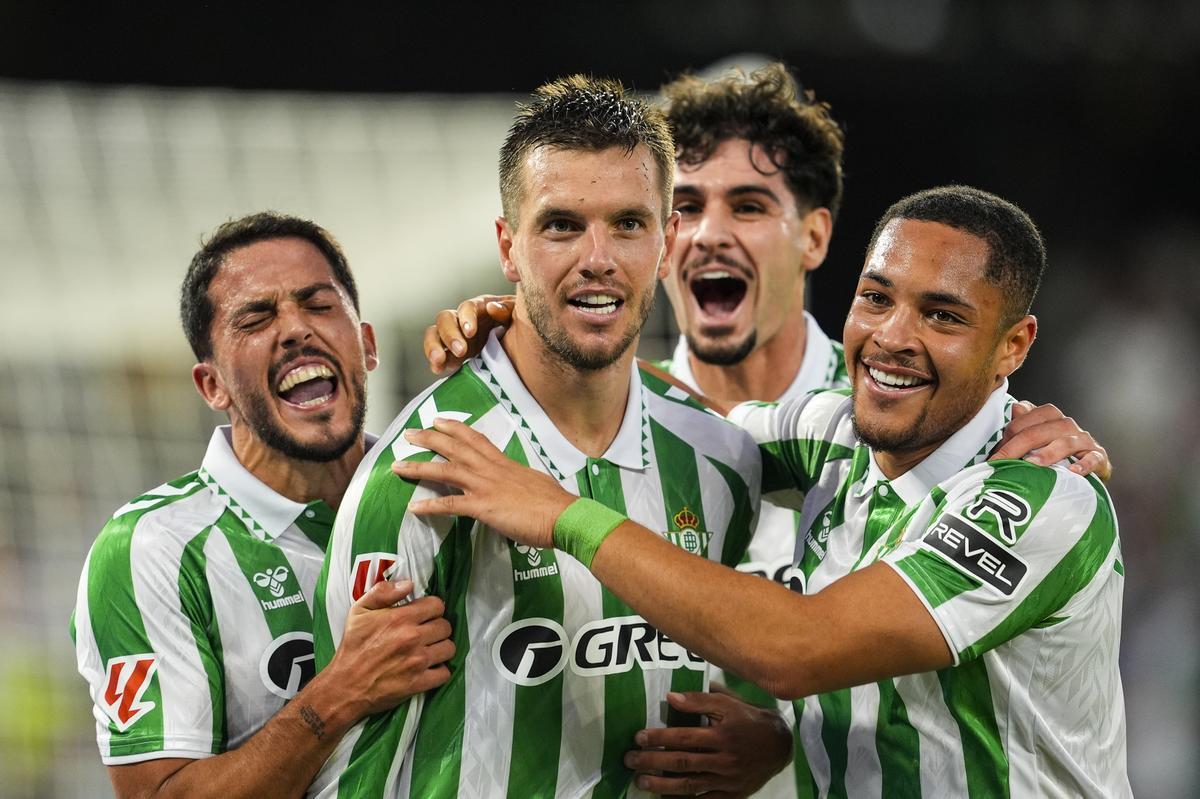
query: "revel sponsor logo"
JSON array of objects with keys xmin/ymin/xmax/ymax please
[
  {"xmin": 493, "ymin": 615, "xmax": 704, "ymax": 686},
  {"xmin": 260, "ymin": 632, "xmax": 315, "ymax": 699},
  {"xmin": 101, "ymin": 654, "xmax": 158, "ymax": 731},
  {"xmin": 966, "ymin": 489, "xmax": 1031, "ymax": 544},
  {"xmin": 923, "ymin": 513, "xmax": 1028, "ymax": 595}
]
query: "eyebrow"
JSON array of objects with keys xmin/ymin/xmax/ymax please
[
  {"xmin": 532, "ymin": 207, "xmax": 585, "ymax": 227},
  {"xmin": 861, "ymin": 270, "xmax": 976, "ymax": 310},
  {"xmin": 229, "ymin": 282, "xmax": 337, "ymax": 319},
  {"xmin": 610, "ymin": 206, "xmax": 656, "ymax": 223},
  {"xmin": 673, "ymin": 184, "xmax": 783, "ymax": 205}
]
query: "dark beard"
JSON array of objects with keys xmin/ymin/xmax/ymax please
[
  {"xmin": 526, "ymin": 281, "xmax": 656, "ymax": 372},
  {"xmin": 240, "ymin": 349, "xmax": 367, "ymax": 462},
  {"xmin": 686, "ymin": 329, "xmax": 757, "ymax": 366},
  {"xmin": 241, "ymin": 375, "xmax": 366, "ymax": 462}
]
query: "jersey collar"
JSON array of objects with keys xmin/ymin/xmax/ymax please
[
  {"xmin": 198, "ymin": 426, "xmax": 316, "ymax": 542},
  {"xmin": 476, "ymin": 329, "xmax": 649, "ymax": 479},
  {"xmin": 668, "ymin": 311, "xmax": 835, "ymax": 401},
  {"xmin": 857, "ymin": 382, "xmax": 1014, "ymax": 505}
]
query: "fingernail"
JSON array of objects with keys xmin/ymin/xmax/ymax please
[
  {"xmin": 623, "ymin": 752, "xmax": 636, "ymax": 767},
  {"xmin": 1026, "ymin": 454, "xmax": 1044, "ymax": 465},
  {"xmin": 463, "ymin": 323, "xmax": 474, "ymax": 335},
  {"xmin": 667, "ymin": 691, "xmax": 684, "ymax": 702},
  {"xmin": 451, "ymin": 341, "xmax": 466, "ymax": 356},
  {"xmin": 403, "ymin": 430, "xmax": 415, "ymax": 441},
  {"xmin": 635, "ymin": 731, "xmax": 647, "ymax": 746}
]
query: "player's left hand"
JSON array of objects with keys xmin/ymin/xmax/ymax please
[
  {"xmin": 624, "ymin": 688, "xmax": 793, "ymax": 798},
  {"xmin": 394, "ymin": 418, "xmax": 572, "ymax": 549},
  {"xmin": 989, "ymin": 401, "xmax": 1112, "ymax": 481}
]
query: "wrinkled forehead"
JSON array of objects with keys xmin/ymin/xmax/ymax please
[{"xmin": 209, "ymin": 238, "xmax": 345, "ymax": 313}]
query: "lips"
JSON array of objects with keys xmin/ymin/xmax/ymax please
[
  {"xmin": 567, "ymin": 291, "xmax": 623, "ymax": 316},
  {"xmin": 861, "ymin": 359, "xmax": 934, "ymax": 394},
  {"xmin": 273, "ymin": 355, "xmax": 340, "ymax": 409}
]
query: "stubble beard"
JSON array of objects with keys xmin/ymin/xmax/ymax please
[
  {"xmin": 525, "ymin": 279, "xmax": 657, "ymax": 372},
  {"xmin": 686, "ymin": 329, "xmax": 758, "ymax": 366},
  {"xmin": 238, "ymin": 356, "xmax": 368, "ymax": 463},
  {"xmin": 850, "ymin": 365, "xmax": 994, "ymax": 456}
]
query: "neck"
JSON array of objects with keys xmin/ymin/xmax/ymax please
[
  {"xmin": 501, "ymin": 314, "xmax": 633, "ymax": 459},
  {"xmin": 687, "ymin": 312, "xmax": 808, "ymax": 403},
  {"xmin": 872, "ymin": 441, "xmax": 942, "ymax": 482},
  {"xmin": 229, "ymin": 424, "xmax": 365, "ymax": 509}
]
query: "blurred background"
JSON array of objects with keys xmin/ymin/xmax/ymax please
[{"xmin": 1, "ymin": 2, "xmax": 1197, "ymax": 796}]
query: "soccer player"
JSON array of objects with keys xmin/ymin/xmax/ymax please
[
  {"xmin": 398, "ymin": 185, "xmax": 1132, "ymax": 797},
  {"xmin": 308, "ymin": 76, "xmax": 791, "ymax": 798},
  {"xmin": 71, "ymin": 214, "xmax": 455, "ymax": 799},
  {"xmin": 424, "ymin": 64, "xmax": 1109, "ymax": 798}
]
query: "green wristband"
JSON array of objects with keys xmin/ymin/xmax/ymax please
[{"xmin": 553, "ymin": 497, "xmax": 627, "ymax": 569}]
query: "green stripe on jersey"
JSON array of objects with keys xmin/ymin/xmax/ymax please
[{"xmin": 179, "ymin": 526, "xmax": 225, "ymax": 753}]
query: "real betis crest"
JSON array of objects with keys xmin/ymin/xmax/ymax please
[{"xmin": 664, "ymin": 506, "xmax": 711, "ymax": 556}]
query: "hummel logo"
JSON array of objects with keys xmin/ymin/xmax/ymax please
[
  {"xmin": 515, "ymin": 544, "xmax": 542, "ymax": 567},
  {"xmin": 254, "ymin": 566, "xmax": 290, "ymax": 598}
]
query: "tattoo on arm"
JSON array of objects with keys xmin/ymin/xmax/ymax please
[{"xmin": 299, "ymin": 704, "xmax": 326, "ymax": 740}]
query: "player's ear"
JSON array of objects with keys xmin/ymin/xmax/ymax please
[
  {"xmin": 659, "ymin": 210, "xmax": 681, "ymax": 280},
  {"xmin": 995, "ymin": 314, "xmax": 1037, "ymax": 380},
  {"xmin": 361, "ymin": 321, "xmax": 379, "ymax": 372},
  {"xmin": 192, "ymin": 361, "xmax": 231, "ymax": 412},
  {"xmin": 799, "ymin": 207, "xmax": 833, "ymax": 272},
  {"xmin": 496, "ymin": 217, "xmax": 520, "ymax": 284}
]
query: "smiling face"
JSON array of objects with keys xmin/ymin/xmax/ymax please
[
  {"xmin": 194, "ymin": 237, "xmax": 377, "ymax": 462},
  {"xmin": 664, "ymin": 138, "xmax": 829, "ymax": 365},
  {"xmin": 845, "ymin": 218, "xmax": 1034, "ymax": 460},
  {"xmin": 497, "ymin": 144, "xmax": 677, "ymax": 372}
]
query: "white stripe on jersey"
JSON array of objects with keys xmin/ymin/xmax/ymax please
[
  {"xmin": 894, "ymin": 671, "xmax": 970, "ymax": 796},
  {"xmin": 845, "ymin": 683, "xmax": 883, "ymax": 798},
  {"xmin": 130, "ymin": 494, "xmax": 223, "ymax": 755}
]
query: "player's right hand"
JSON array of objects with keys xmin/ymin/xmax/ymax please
[
  {"xmin": 424, "ymin": 294, "xmax": 515, "ymax": 374},
  {"xmin": 327, "ymin": 578, "xmax": 455, "ymax": 717}
]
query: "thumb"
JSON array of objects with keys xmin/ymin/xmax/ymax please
[
  {"xmin": 354, "ymin": 578, "xmax": 414, "ymax": 612},
  {"xmin": 486, "ymin": 300, "xmax": 514, "ymax": 324}
]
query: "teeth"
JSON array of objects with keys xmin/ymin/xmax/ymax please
[
  {"xmin": 868, "ymin": 366, "xmax": 924, "ymax": 389},
  {"xmin": 294, "ymin": 394, "xmax": 331, "ymax": 408},
  {"xmin": 277, "ymin": 364, "xmax": 334, "ymax": 393},
  {"xmin": 573, "ymin": 294, "xmax": 619, "ymax": 315},
  {"xmin": 697, "ymin": 270, "xmax": 733, "ymax": 280}
]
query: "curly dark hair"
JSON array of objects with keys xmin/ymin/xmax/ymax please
[
  {"xmin": 180, "ymin": 212, "xmax": 359, "ymax": 361},
  {"xmin": 662, "ymin": 62, "xmax": 845, "ymax": 219},
  {"xmin": 499, "ymin": 74, "xmax": 675, "ymax": 225},
  {"xmin": 867, "ymin": 185, "xmax": 1046, "ymax": 327}
]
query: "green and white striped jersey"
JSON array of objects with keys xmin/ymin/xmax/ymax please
[
  {"xmin": 71, "ymin": 427, "xmax": 337, "ymax": 764},
  {"xmin": 665, "ymin": 313, "xmax": 848, "ymax": 799},
  {"xmin": 729, "ymin": 384, "xmax": 1131, "ymax": 798},
  {"xmin": 310, "ymin": 331, "xmax": 761, "ymax": 799}
]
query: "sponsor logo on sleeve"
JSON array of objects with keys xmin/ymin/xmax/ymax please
[
  {"xmin": 260, "ymin": 632, "xmax": 315, "ymax": 698},
  {"xmin": 965, "ymin": 489, "xmax": 1032, "ymax": 544},
  {"xmin": 922, "ymin": 513, "xmax": 1029, "ymax": 595},
  {"xmin": 350, "ymin": 552, "xmax": 398, "ymax": 601},
  {"xmin": 101, "ymin": 654, "xmax": 159, "ymax": 732}
]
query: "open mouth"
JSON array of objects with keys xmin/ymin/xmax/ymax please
[
  {"xmin": 689, "ymin": 270, "xmax": 748, "ymax": 320},
  {"xmin": 276, "ymin": 363, "xmax": 339, "ymax": 408},
  {"xmin": 567, "ymin": 293, "xmax": 623, "ymax": 316},
  {"xmin": 864, "ymin": 364, "xmax": 933, "ymax": 393}
]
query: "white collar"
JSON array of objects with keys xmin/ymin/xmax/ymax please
[
  {"xmin": 668, "ymin": 311, "xmax": 834, "ymax": 401},
  {"xmin": 198, "ymin": 426, "xmax": 307, "ymax": 542},
  {"xmin": 476, "ymin": 329, "xmax": 649, "ymax": 479},
  {"xmin": 856, "ymin": 382, "xmax": 1014, "ymax": 505}
]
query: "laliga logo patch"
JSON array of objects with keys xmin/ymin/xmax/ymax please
[
  {"xmin": 253, "ymin": 566, "xmax": 290, "ymax": 598},
  {"xmin": 101, "ymin": 654, "xmax": 159, "ymax": 732},
  {"xmin": 260, "ymin": 632, "xmax": 316, "ymax": 699},
  {"xmin": 663, "ymin": 507, "xmax": 712, "ymax": 556},
  {"xmin": 350, "ymin": 552, "xmax": 397, "ymax": 601}
]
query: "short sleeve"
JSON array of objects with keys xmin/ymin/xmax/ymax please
[{"xmin": 883, "ymin": 461, "xmax": 1118, "ymax": 664}]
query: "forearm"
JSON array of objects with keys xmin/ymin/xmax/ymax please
[
  {"xmin": 110, "ymin": 669, "xmax": 360, "ymax": 799},
  {"xmin": 588, "ymin": 521, "xmax": 949, "ymax": 699}
]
